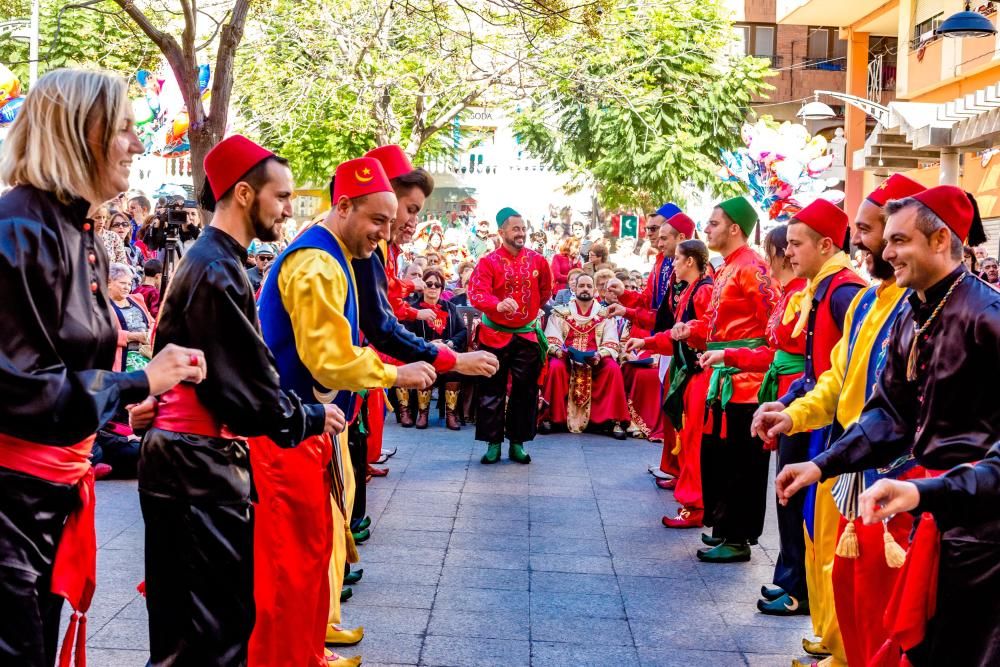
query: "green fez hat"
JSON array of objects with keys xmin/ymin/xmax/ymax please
[
  {"xmin": 496, "ymin": 206, "xmax": 521, "ymax": 226},
  {"xmin": 717, "ymin": 196, "xmax": 759, "ymax": 236}
]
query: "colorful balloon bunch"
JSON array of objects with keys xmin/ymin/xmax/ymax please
[
  {"xmin": 0, "ymin": 64, "xmax": 25, "ymax": 128},
  {"xmin": 132, "ymin": 63, "xmax": 211, "ymax": 157},
  {"xmin": 717, "ymin": 117, "xmax": 844, "ymax": 222}
]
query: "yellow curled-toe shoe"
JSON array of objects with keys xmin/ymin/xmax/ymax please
[
  {"xmin": 326, "ymin": 624, "xmax": 364, "ymax": 646},
  {"xmin": 324, "ymin": 648, "xmax": 362, "ymax": 666}
]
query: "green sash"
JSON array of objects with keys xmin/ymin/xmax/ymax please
[
  {"xmin": 481, "ymin": 314, "xmax": 549, "ymax": 363},
  {"xmin": 757, "ymin": 349, "xmax": 805, "ymax": 404},
  {"xmin": 704, "ymin": 337, "xmax": 767, "ymax": 410}
]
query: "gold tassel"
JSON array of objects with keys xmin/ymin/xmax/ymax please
[
  {"xmin": 835, "ymin": 520, "xmax": 860, "ymax": 559},
  {"xmin": 883, "ymin": 522, "xmax": 907, "ymax": 569},
  {"xmin": 345, "ymin": 521, "xmax": 360, "ymax": 564},
  {"xmin": 671, "ymin": 433, "xmax": 682, "ymax": 456}
]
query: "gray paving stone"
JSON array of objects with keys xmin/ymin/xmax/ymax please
[
  {"xmin": 452, "ymin": 516, "xmax": 528, "ymax": 536},
  {"xmin": 628, "ymin": 619, "xmax": 738, "ymax": 650},
  {"xmin": 375, "ymin": 513, "xmax": 455, "ymax": 532},
  {"xmin": 531, "ymin": 641, "xmax": 641, "ymax": 667},
  {"xmin": 529, "ymin": 552, "xmax": 616, "ymax": 575},
  {"xmin": 349, "ymin": 583, "xmax": 437, "ymax": 609},
  {"xmin": 438, "ymin": 565, "xmax": 529, "ymax": 591},
  {"xmin": 367, "ymin": 528, "xmax": 451, "ymax": 549},
  {"xmin": 359, "ymin": 563, "xmax": 442, "ymax": 587},
  {"xmin": 530, "ymin": 590, "xmax": 626, "ymax": 619},
  {"xmin": 443, "ymin": 547, "xmax": 528, "ymax": 570},
  {"xmin": 360, "ymin": 544, "xmax": 447, "ymax": 567},
  {"xmin": 86, "ymin": 617, "xmax": 150, "ymax": 651},
  {"xmin": 448, "ymin": 530, "xmax": 527, "ymax": 553},
  {"xmin": 529, "ymin": 535, "xmax": 610, "ymax": 556},
  {"xmin": 530, "ymin": 614, "xmax": 633, "ymax": 645},
  {"xmin": 637, "ymin": 646, "xmax": 749, "ymax": 667},
  {"xmin": 79, "ymin": 648, "xmax": 148, "ymax": 667},
  {"xmin": 432, "ymin": 586, "xmax": 529, "ymax": 613},
  {"xmin": 351, "ymin": 629, "xmax": 423, "ymax": 665},
  {"xmin": 427, "ymin": 608, "xmax": 530, "ymax": 640},
  {"xmin": 419, "ymin": 635, "xmax": 530, "ymax": 667},
  {"xmin": 530, "ymin": 571, "xmax": 620, "ymax": 595},
  {"xmin": 346, "ymin": 604, "xmax": 431, "ymax": 636}
]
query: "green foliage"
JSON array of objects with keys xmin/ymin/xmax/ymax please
[
  {"xmin": 512, "ymin": 0, "xmax": 773, "ymax": 210},
  {"xmin": 0, "ymin": 1, "xmax": 158, "ymax": 86}
]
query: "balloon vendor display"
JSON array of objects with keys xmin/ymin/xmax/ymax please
[
  {"xmin": 0, "ymin": 63, "xmax": 25, "ymax": 128},
  {"xmin": 132, "ymin": 63, "xmax": 212, "ymax": 157},
  {"xmin": 717, "ymin": 116, "xmax": 844, "ymax": 222}
]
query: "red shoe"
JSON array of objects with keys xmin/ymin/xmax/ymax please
[
  {"xmin": 93, "ymin": 463, "xmax": 113, "ymax": 480},
  {"xmin": 367, "ymin": 464, "xmax": 389, "ymax": 477},
  {"xmin": 662, "ymin": 508, "xmax": 703, "ymax": 529},
  {"xmin": 655, "ymin": 477, "xmax": 677, "ymax": 490}
]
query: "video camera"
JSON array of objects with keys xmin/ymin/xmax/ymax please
[{"xmin": 149, "ymin": 196, "xmax": 198, "ymax": 251}]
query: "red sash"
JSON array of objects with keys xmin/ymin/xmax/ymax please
[
  {"xmin": 0, "ymin": 432, "xmax": 96, "ymax": 667},
  {"xmin": 152, "ymin": 384, "xmax": 244, "ymax": 440}
]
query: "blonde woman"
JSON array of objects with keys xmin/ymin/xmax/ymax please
[{"xmin": 0, "ymin": 69, "xmax": 206, "ymax": 665}]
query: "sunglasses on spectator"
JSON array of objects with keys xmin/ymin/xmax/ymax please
[
  {"xmin": 111, "ymin": 222, "xmax": 130, "ymax": 229},
  {"xmin": 424, "ymin": 281, "xmax": 442, "ymax": 288},
  {"xmin": 258, "ymin": 254, "xmax": 275, "ymax": 261}
]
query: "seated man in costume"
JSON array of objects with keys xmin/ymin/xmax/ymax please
[{"xmin": 539, "ymin": 273, "xmax": 629, "ymax": 439}]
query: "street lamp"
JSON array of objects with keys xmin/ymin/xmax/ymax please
[
  {"xmin": 797, "ymin": 93, "xmax": 836, "ymax": 121},
  {"xmin": 936, "ymin": 2, "xmax": 997, "ymax": 39}
]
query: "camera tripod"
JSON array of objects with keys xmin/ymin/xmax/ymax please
[{"xmin": 158, "ymin": 229, "xmax": 185, "ymax": 299}]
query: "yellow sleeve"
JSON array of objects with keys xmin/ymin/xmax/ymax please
[
  {"xmin": 278, "ymin": 247, "xmax": 398, "ymax": 391},
  {"xmin": 784, "ymin": 287, "xmax": 863, "ymax": 434}
]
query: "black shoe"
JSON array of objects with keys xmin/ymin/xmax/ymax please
[
  {"xmin": 344, "ymin": 568, "xmax": 364, "ymax": 585},
  {"xmin": 760, "ymin": 584, "xmax": 785, "ymax": 601},
  {"xmin": 701, "ymin": 533, "xmax": 724, "ymax": 547},
  {"xmin": 340, "ymin": 587, "xmax": 353, "ymax": 603}
]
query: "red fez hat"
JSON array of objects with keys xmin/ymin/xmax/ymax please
[
  {"xmin": 866, "ymin": 173, "xmax": 925, "ymax": 207},
  {"xmin": 791, "ymin": 199, "xmax": 850, "ymax": 250},
  {"xmin": 911, "ymin": 184, "xmax": 986, "ymax": 245},
  {"xmin": 364, "ymin": 145, "xmax": 414, "ymax": 180},
  {"xmin": 331, "ymin": 157, "xmax": 393, "ymax": 202},
  {"xmin": 665, "ymin": 212, "xmax": 695, "ymax": 238},
  {"xmin": 204, "ymin": 135, "xmax": 276, "ymax": 200}
]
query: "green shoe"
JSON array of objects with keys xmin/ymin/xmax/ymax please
[
  {"xmin": 701, "ymin": 533, "xmax": 724, "ymax": 547},
  {"xmin": 757, "ymin": 593, "xmax": 808, "ymax": 616},
  {"xmin": 509, "ymin": 442, "xmax": 531, "ymax": 464},
  {"xmin": 352, "ymin": 528, "xmax": 370, "ymax": 544},
  {"xmin": 344, "ymin": 568, "xmax": 364, "ymax": 585},
  {"xmin": 481, "ymin": 443, "xmax": 502, "ymax": 464},
  {"xmin": 340, "ymin": 586, "xmax": 353, "ymax": 603},
  {"xmin": 696, "ymin": 541, "xmax": 751, "ymax": 563},
  {"xmin": 760, "ymin": 584, "xmax": 785, "ymax": 601},
  {"xmin": 357, "ymin": 516, "xmax": 371, "ymax": 531}
]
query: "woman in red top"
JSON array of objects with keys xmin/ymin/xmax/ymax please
[
  {"xmin": 550, "ymin": 236, "xmax": 581, "ymax": 292},
  {"xmin": 626, "ymin": 240, "xmax": 713, "ymax": 528}
]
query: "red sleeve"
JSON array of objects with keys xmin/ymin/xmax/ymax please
[
  {"xmin": 468, "ymin": 258, "xmax": 501, "ymax": 317},
  {"xmin": 685, "ymin": 284, "xmax": 713, "ymax": 351},
  {"xmin": 625, "ymin": 306, "xmax": 656, "ymax": 331},
  {"xmin": 619, "ymin": 289, "xmax": 643, "ymax": 309},
  {"xmin": 387, "ymin": 274, "xmax": 419, "ymax": 321},
  {"xmin": 537, "ymin": 255, "xmax": 553, "ymax": 304},
  {"xmin": 551, "ymin": 255, "xmax": 569, "ymax": 285},
  {"xmin": 724, "ymin": 345, "xmax": 775, "ymax": 372},
  {"xmin": 432, "ymin": 345, "xmax": 457, "ymax": 372},
  {"xmin": 742, "ymin": 263, "xmax": 779, "ymax": 330},
  {"xmin": 642, "ymin": 331, "xmax": 675, "ymax": 356}
]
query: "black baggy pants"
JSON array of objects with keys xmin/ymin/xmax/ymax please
[
  {"xmin": 138, "ymin": 429, "xmax": 255, "ymax": 667},
  {"xmin": 348, "ymin": 407, "xmax": 367, "ymax": 524},
  {"xmin": 700, "ymin": 403, "xmax": 771, "ymax": 544},
  {"xmin": 475, "ymin": 335, "xmax": 541, "ymax": 444},
  {"xmin": 772, "ymin": 431, "xmax": 811, "ymax": 599},
  {"xmin": 0, "ymin": 466, "xmax": 76, "ymax": 667}
]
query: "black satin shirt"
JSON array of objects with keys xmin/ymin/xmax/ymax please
[
  {"xmin": 815, "ymin": 266, "xmax": 1000, "ymax": 477},
  {"xmin": 153, "ymin": 226, "xmax": 324, "ymax": 447},
  {"xmin": 0, "ymin": 185, "xmax": 150, "ymax": 445}
]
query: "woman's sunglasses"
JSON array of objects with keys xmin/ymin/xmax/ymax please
[{"xmin": 424, "ymin": 281, "xmax": 442, "ymax": 288}]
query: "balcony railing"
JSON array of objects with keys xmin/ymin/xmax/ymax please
[{"xmin": 802, "ymin": 57, "xmax": 847, "ymax": 71}]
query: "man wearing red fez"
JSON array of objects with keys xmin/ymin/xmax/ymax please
[
  {"xmin": 250, "ymin": 156, "xmax": 439, "ymax": 667},
  {"xmin": 705, "ymin": 200, "xmax": 864, "ymax": 620},
  {"xmin": 770, "ymin": 183, "xmax": 1000, "ymax": 667},
  {"xmin": 140, "ymin": 135, "xmax": 345, "ymax": 666},
  {"xmin": 468, "ymin": 207, "xmax": 552, "ymax": 464},
  {"xmin": 670, "ymin": 196, "xmax": 779, "ymax": 563},
  {"xmin": 754, "ymin": 174, "xmax": 924, "ymax": 663}
]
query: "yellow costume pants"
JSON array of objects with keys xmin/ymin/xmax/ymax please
[
  {"xmin": 328, "ymin": 430, "xmax": 357, "ymax": 626},
  {"xmin": 804, "ymin": 478, "xmax": 846, "ymax": 666}
]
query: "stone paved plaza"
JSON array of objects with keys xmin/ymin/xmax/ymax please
[{"xmin": 79, "ymin": 420, "xmax": 816, "ymax": 666}]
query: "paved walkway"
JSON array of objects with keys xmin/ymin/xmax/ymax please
[{"xmin": 80, "ymin": 421, "xmax": 815, "ymax": 666}]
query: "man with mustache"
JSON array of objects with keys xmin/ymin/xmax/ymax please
[
  {"xmin": 468, "ymin": 207, "xmax": 552, "ymax": 464},
  {"xmin": 539, "ymin": 273, "xmax": 630, "ymax": 438},
  {"xmin": 751, "ymin": 174, "xmax": 925, "ymax": 664}
]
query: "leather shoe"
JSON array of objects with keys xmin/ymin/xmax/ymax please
[
  {"xmin": 509, "ymin": 442, "xmax": 531, "ymax": 464},
  {"xmin": 696, "ymin": 542, "xmax": 751, "ymax": 563},
  {"xmin": 352, "ymin": 528, "xmax": 370, "ymax": 544},
  {"xmin": 760, "ymin": 584, "xmax": 784, "ymax": 601},
  {"xmin": 655, "ymin": 477, "xmax": 677, "ymax": 490},
  {"xmin": 344, "ymin": 568, "xmax": 363, "ymax": 585},
  {"xmin": 325, "ymin": 624, "xmax": 364, "ymax": 645},
  {"xmin": 802, "ymin": 638, "xmax": 831, "ymax": 657},
  {"xmin": 481, "ymin": 442, "xmax": 501, "ymax": 464},
  {"xmin": 340, "ymin": 586, "xmax": 353, "ymax": 603},
  {"xmin": 367, "ymin": 464, "xmax": 389, "ymax": 477},
  {"xmin": 662, "ymin": 508, "xmax": 703, "ymax": 528},
  {"xmin": 324, "ymin": 649, "xmax": 362, "ymax": 667},
  {"xmin": 757, "ymin": 593, "xmax": 808, "ymax": 616},
  {"xmin": 612, "ymin": 423, "xmax": 627, "ymax": 440},
  {"xmin": 701, "ymin": 533, "xmax": 723, "ymax": 547}
]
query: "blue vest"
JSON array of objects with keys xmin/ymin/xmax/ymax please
[{"xmin": 257, "ymin": 225, "xmax": 359, "ymax": 417}]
